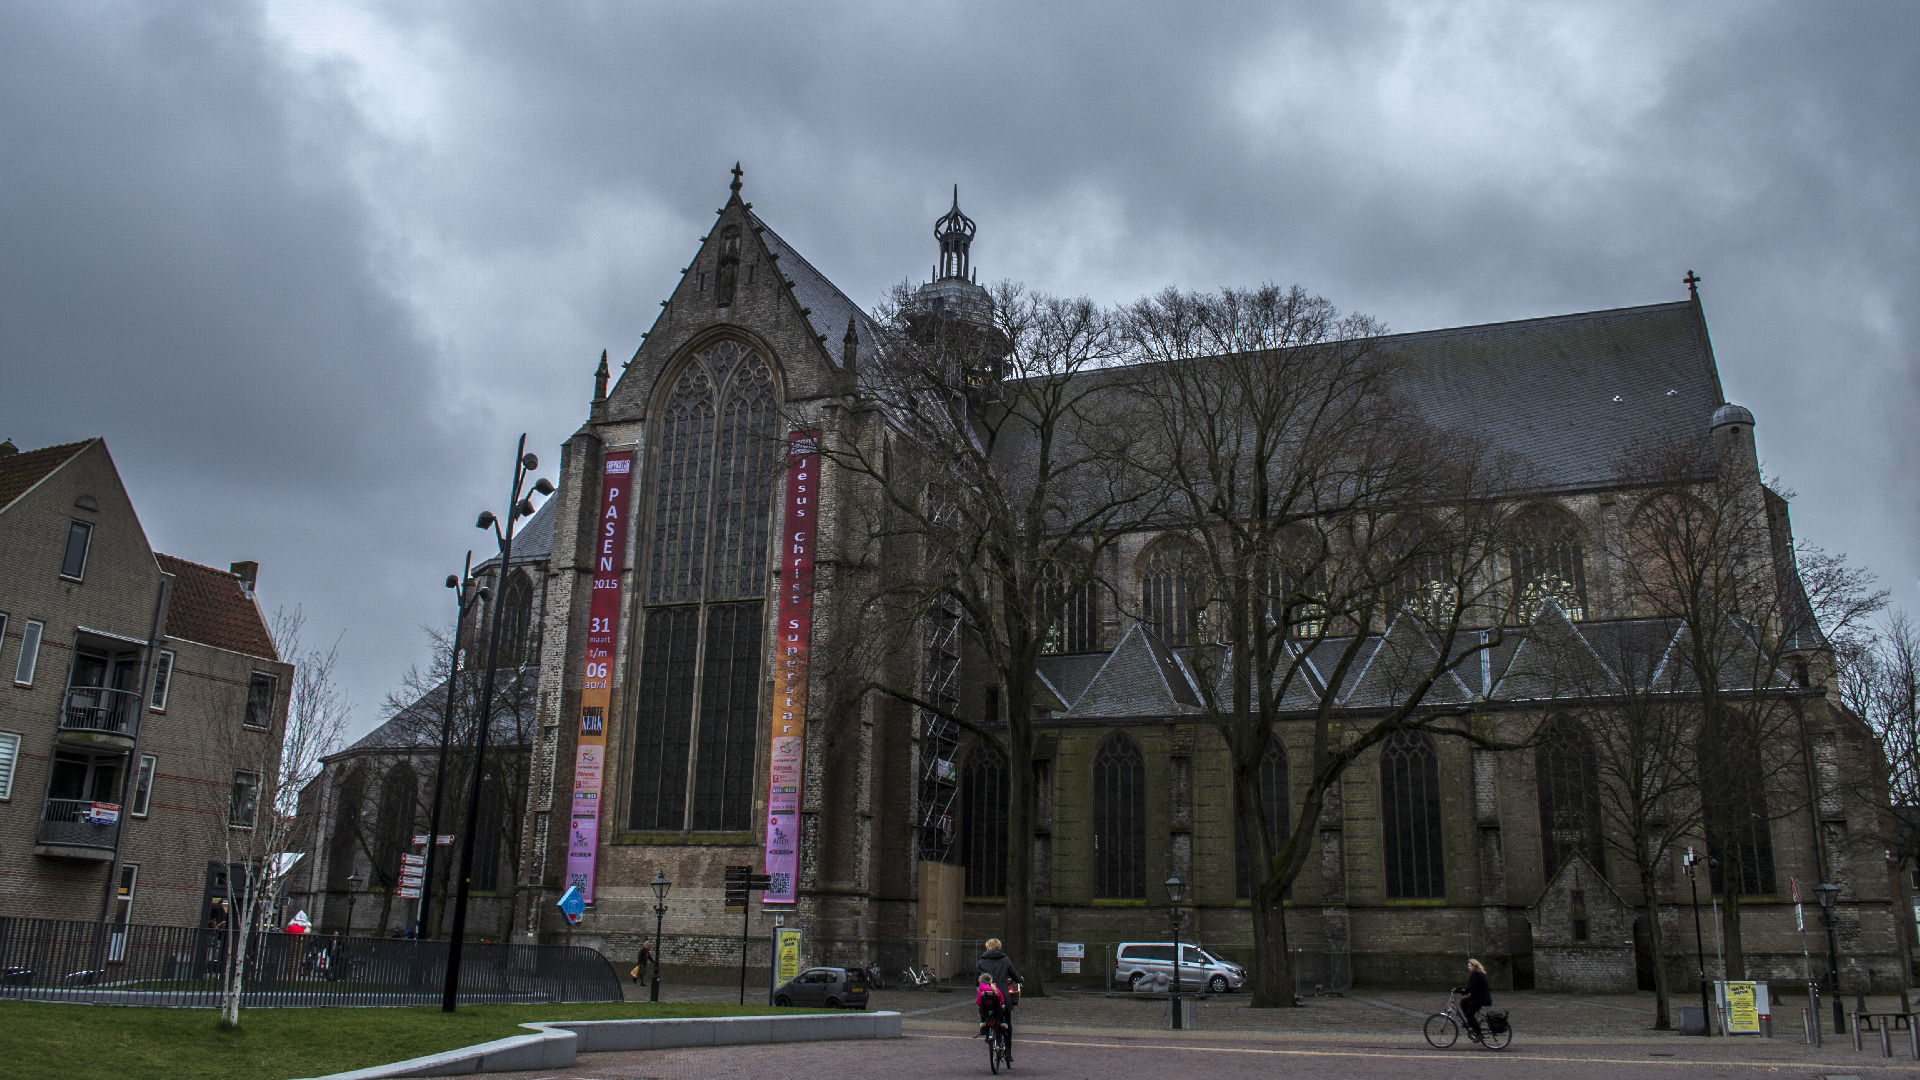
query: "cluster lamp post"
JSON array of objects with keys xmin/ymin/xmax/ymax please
[
  {"xmin": 1815, "ymin": 882, "xmax": 1843, "ymax": 1034},
  {"xmin": 1683, "ymin": 848, "xmax": 1712, "ymax": 1035},
  {"xmin": 416, "ymin": 554, "xmax": 488, "ymax": 941},
  {"xmin": 441, "ymin": 435, "xmax": 553, "ymax": 1013},
  {"xmin": 650, "ymin": 872, "xmax": 672, "ymax": 1002},
  {"xmin": 1165, "ymin": 874, "xmax": 1189, "ymax": 1029}
]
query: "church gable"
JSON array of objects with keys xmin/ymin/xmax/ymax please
[{"xmin": 604, "ymin": 168, "xmax": 859, "ymax": 422}]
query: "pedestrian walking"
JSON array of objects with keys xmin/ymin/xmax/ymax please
[{"xmin": 635, "ymin": 942, "xmax": 653, "ymax": 983}]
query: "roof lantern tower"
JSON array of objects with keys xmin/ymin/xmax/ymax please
[
  {"xmin": 935, "ymin": 186, "xmax": 976, "ymax": 282},
  {"xmin": 908, "ymin": 186, "xmax": 1009, "ymax": 398}
]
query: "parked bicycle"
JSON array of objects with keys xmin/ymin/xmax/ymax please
[
  {"xmin": 899, "ymin": 965, "xmax": 937, "ymax": 989},
  {"xmin": 1424, "ymin": 988, "xmax": 1511, "ymax": 1049}
]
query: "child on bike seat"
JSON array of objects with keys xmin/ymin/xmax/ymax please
[{"xmin": 976, "ymin": 971, "xmax": 1008, "ymax": 1036}]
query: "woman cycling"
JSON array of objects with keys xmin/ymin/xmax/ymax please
[
  {"xmin": 977, "ymin": 939, "xmax": 1022, "ymax": 1063},
  {"xmin": 1460, "ymin": 958, "xmax": 1493, "ymax": 1041}
]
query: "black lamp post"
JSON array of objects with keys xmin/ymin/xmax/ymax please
[
  {"xmin": 416, "ymin": 555, "xmax": 489, "ymax": 941},
  {"xmin": 345, "ymin": 873, "xmax": 359, "ymax": 932},
  {"xmin": 1815, "ymin": 882, "xmax": 1843, "ymax": 1034},
  {"xmin": 441, "ymin": 434, "xmax": 553, "ymax": 1014},
  {"xmin": 1165, "ymin": 874, "xmax": 1189, "ymax": 1029},
  {"xmin": 650, "ymin": 872, "xmax": 672, "ymax": 1003},
  {"xmin": 1683, "ymin": 848, "xmax": 1712, "ymax": 1035}
]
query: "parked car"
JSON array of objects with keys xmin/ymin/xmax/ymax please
[
  {"xmin": 1112, "ymin": 942, "xmax": 1246, "ymax": 993},
  {"xmin": 773, "ymin": 965, "xmax": 870, "ymax": 1009}
]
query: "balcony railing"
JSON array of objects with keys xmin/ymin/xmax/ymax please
[
  {"xmin": 37, "ymin": 797, "xmax": 120, "ymax": 853},
  {"xmin": 59, "ymin": 687, "xmax": 141, "ymax": 740}
]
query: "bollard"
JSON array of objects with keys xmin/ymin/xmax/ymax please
[
  {"xmin": 1853, "ymin": 1012, "xmax": 1864, "ymax": 1052},
  {"xmin": 1909, "ymin": 1016, "xmax": 1919, "ymax": 1060},
  {"xmin": 1881, "ymin": 1020, "xmax": 1894, "ymax": 1057}
]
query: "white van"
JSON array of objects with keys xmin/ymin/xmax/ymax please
[{"xmin": 1112, "ymin": 942, "xmax": 1247, "ymax": 993}]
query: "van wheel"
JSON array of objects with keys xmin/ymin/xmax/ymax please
[
  {"xmin": 826, "ymin": 997, "xmax": 842, "ymax": 1008},
  {"xmin": 775, "ymin": 995, "xmax": 792, "ymax": 1007},
  {"xmin": 1208, "ymin": 975, "xmax": 1229, "ymax": 994},
  {"xmin": 1127, "ymin": 972, "xmax": 1144, "ymax": 991}
]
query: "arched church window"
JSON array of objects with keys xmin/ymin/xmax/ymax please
[
  {"xmin": 1271, "ymin": 528, "xmax": 1328, "ymax": 639},
  {"xmin": 1380, "ymin": 729, "xmax": 1445, "ymax": 898},
  {"xmin": 497, "ymin": 572, "xmax": 535, "ymax": 665},
  {"xmin": 1702, "ymin": 725, "xmax": 1778, "ymax": 896},
  {"xmin": 1535, "ymin": 714, "xmax": 1604, "ymax": 874},
  {"xmin": 374, "ymin": 763, "xmax": 417, "ymax": 889},
  {"xmin": 1235, "ymin": 739, "xmax": 1291, "ymax": 900},
  {"xmin": 960, "ymin": 747, "xmax": 1008, "ymax": 897},
  {"xmin": 1384, "ymin": 518, "xmax": 1457, "ymax": 626},
  {"xmin": 1039, "ymin": 558, "xmax": 1099, "ymax": 654},
  {"xmin": 1510, "ymin": 505, "xmax": 1587, "ymax": 621},
  {"xmin": 1093, "ymin": 732, "xmax": 1146, "ymax": 899},
  {"xmin": 1140, "ymin": 540, "xmax": 1203, "ymax": 646},
  {"xmin": 631, "ymin": 341, "xmax": 781, "ymax": 832},
  {"xmin": 327, "ymin": 767, "xmax": 366, "ymax": 893},
  {"xmin": 472, "ymin": 770, "xmax": 506, "ymax": 891}
]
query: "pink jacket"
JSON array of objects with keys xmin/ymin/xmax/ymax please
[{"xmin": 977, "ymin": 983, "xmax": 1006, "ymax": 1009}]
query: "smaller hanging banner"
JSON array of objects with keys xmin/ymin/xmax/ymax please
[
  {"xmin": 762, "ymin": 429, "xmax": 821, "ymax": 904},
  {"xmin": 566, "ymin": 449, "xmax": 634, "ymax": 904}
]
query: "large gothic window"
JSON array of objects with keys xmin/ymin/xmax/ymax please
[
  {"xmin": 1140, "ymin": 540, "xmax": 1203, "ymax": 646},
  {"xmin": 1235, "ymin": 740, "xmax": 1291, "ymax": 899},
  {"xmin": 630, "ymin": 341, "xmax": 780, "ymax": 832},
  {"xmin": 497, "ymin": 572, "xmax": 535, "ymax": 665},
  {"xmin": 960, "ymin": 747, "xmax": 1008, "ymax": 897},
  {"xmin": 327, "ymin": 767, "xmax": 366, "ymax": 892},
  {"xmin": 1535, "ymin": 715, "xmax": 1605, "ymax": 874},
  {"xmin": 1093, "ymin": 732, "xmax": 1146, "ymax": 899},
  {"xmin": 1380, "ymin": 730, "xmax": 1445, "ymax": 898},
  {"xmin": 1271, "ymin": 528, "xmax": 1328, "ymax": 639},
  {"xmin": 1510, "ymin": 505, "xmax": 1587, "ymax": 621},
  {"xmin": 1703, "ymin": 731, "xmax": 1778, "ymax": 896},
  {"xmin": 1384, "ymin": 518, "xmax": 1457, "ymax": 626},
  {"xmin": 1039, "ymin": 560, "xmax": 1099, "ymax": 654},
  {"xmin": 374, "ymin": 763, "xmax": 417, "ymax": 889}
]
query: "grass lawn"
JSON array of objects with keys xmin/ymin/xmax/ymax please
[{"xmin": 1, "ymin": 998, "xmax": 829, "ymax": 1080}]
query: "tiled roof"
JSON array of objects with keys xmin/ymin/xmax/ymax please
[
  {"xmin": 0, "ymin": 438, "xmax": 93, "ymax": 514},
  {"xmin": 155, "ymin": 554, "xmax": 279, "ymax": 660},
  {"xmin": 750, "ymin": 214, "xmax": 884, "ymax": 371},
  {"xmin": 335, "ymin": 670, "xmax": 539, "ymax": 756}
]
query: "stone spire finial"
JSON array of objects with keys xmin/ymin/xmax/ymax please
[
  {"xmin": 1684, "ymin": 269, "xmax": 1701, "ymax": 300},
  {"xmin": 729, "ymin": 162, "xmax": 744, "ymax": 197},
  {"xmin": 842, "ymin": 315, "xmax": 859, "ymax": 371},
  {"xmin": 593, "ymin": 349, "xmax": 610, "ymax": 402}
]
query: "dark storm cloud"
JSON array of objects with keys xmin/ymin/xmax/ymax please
[{"xmin": 4, "ymin": 1, "xmax": 1913, "ymax": 732}]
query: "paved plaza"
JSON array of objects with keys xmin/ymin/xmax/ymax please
[{"xmin": 544, "ymin": 982, "xmax": 1919, "ymax": 1079}]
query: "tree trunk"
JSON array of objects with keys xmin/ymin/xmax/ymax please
[
  {"xmin": 1003, "ymin": 679, "xmax": 1041, "ymax": 994},
  {"xmin": 1720, "ymin": 883, "xmax": 1746, "ymax": 979},
  {"xmin": 1237, "ymin": 765, "xmax": 1293, "ymax": 1007},
  {"xmin": 1639, "ymin": 860, "xmax": 1673, "ymax": 1029}
]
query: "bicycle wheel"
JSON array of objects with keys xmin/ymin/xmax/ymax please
[
  {"xmin": 988, "ymin": 1029, "xmax": 1001, "ymax": 1074},
  {"xmin": 1423, "ymin": 1013, "xmax": 1459, "ymax": 1048},
  {"xmin": 1482, "ymin": 1023, "xmax": 1511, "ymax": 1050}
]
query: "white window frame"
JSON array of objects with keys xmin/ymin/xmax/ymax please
[
  {"xmin": 149, "ymin": 650, "xmax": 174, "ymax": 711},
  {"xmin": 0, "ymin": 613, "xmax": 8, "ymax": 669},
  {"xmin": 243, "ymin": 671, "xmax": 277, "ymax": 730},
  {"xmin": 229, "ymin": 770, "xmax": 261, "ymax": 829},
  {"xmin": 131, "ymin": 754, "xmax": 157, "ymax": 817},
  {"xmin": 0, "ymin": 730, "xmax": 20, "ymax": 800},
  {"xmin": 60, "ymin": 519, "xmax": 93, "ymax": 581},
  {"xmin": 14, "ymin": 620, "xmax": 43, "ymax": 686}
]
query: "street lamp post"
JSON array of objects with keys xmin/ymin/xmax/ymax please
[
  {"xmin": 1164, "ymin": 875, "xmax": 1188, "ymax": 1030},
  {"xmin": 1815, "ymin": 882, "xmax": 1843, "ymax": 1034},
  {"xmin": 345, "ymin": 873, "xmax": 360, "ymax": 932},
  {"xmin": 416, "ymin": 556, "xmax": 489, "ymax": 941},
  {"xmin": 1683, "ymin": 848, "xmax": 1712, "ymax": 1036},
  {"xmin": 442, "ymin": 435, "xmax": 553, "ymax": 1014},
  {"xmin": 650, "ymin": 872, "xmax": 672, "ymax": 1003}
]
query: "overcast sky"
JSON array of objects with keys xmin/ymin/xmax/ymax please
[{"xmin": 3, "ymin": 1, "xmax": 1914, "ymax": 739}]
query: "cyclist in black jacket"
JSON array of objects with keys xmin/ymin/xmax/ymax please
[
  {"xmin": 977, "ymin": 939, "xmax": 1022, "ymax": 1063},
  {"xmin": 1461, "ymin": 959, "xmax": 1493, "ymax": 1041}
]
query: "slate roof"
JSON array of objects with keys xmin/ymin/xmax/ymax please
[
  {"xmin": 0, "ymin": 438, "xmax": 92, "ymax": 514},
  {"xmin": 335, "ymin": 670, "xmax": 539, "ymax": 756},
  {"xmin": 156, "ymin": 554, "xmax": 279, "ymax": 660},
  {"xmin": 751, "ymin": 214, "xmax": 885, "ymax": 371}
]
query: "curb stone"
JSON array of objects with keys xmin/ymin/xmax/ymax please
[{"xmin": 296, "ymin": 1010, "xmax": 903, "ymax": 1079}]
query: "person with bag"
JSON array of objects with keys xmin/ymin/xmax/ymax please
[
  {"xmin": 976, "ymin": 939, "xmax": 1023, "ymax": 1063},
  {"xmin": 1460, "ymin": 958, "xmax": 1493, "ymax": 1041},
  {"xmin": 634, "ymin": 942, "xmax": 653, "ymax": 983}
]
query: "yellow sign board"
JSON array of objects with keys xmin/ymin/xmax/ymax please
[
  {"xmin": 774, "ymin": 927, "xmax": 803, "ymax": 985},
  {"xmin": 1723, "ymin": 981, "xmax": 1760, "ymax": 1033}
]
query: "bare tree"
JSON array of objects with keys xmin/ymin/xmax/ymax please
[
  {"xmin": 1119, "ymin": 285, "xmax": 1522, "ymax": 1007},
  {"xmin": 214, "ymin": 607, "xmax": 351, "ymax": 1028},
  {"xmin": 817, "ymin": 282, "xmax": 1152, "ymax": 988},
  {"xmin": 1841, "ymin": 612, "xmax": 1920, "ymax": 943}
]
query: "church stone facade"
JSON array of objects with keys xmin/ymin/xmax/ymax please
[{"xmin": 505, "ymin": 171, "xmax": 1908, "ymax": 993}]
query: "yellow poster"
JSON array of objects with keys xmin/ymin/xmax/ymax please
[
  {"xmin": 1723, "ymin": 981, "xmax": 1760, "ymax": 1033},
  {"xmin": 774, "ymin": 927, "xmax": 802, "ymax": 984}
]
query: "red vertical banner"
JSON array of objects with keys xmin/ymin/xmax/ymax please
[
  {"xmin": 763, "ymin": 429, "xmax": 821, "ymax": 904},
  {"xmin": 566, "ymin": 449, "xmax": 633, "ymax": 904}
]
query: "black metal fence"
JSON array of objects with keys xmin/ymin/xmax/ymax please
[{"xmin": 0, "ymin": 915, "xmax": 622, "ymax": 1007}]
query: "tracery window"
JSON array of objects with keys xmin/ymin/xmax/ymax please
[
  {"xmin": 1140, "ymin": 540, "xmax": 1203, "ymax": 646},
  {"xmin": 1271, "ymin": 529, "xmax": 1328, "ymax": 639},
  {"xmin": 472, "ymin": 772, "xmax": 506, "ymax": 891},
  {"xmin": 1535, "ymin": 715, "xmax": 1604, "ymax": 874},
  {"xmin": 1380, "ymin": 730, "xmax": 1445, "ymax": 898},
  {"xmin": 1235, "ymin": 740, "xmax": 1291, "ymax": 900},
  {"xmin": 1510, "ymin": 505, "xmax": 1587, "ymax": 621},
  {"xmin": 1039, "ymin": 560, "xmax": 1099, "ymax": 654},
  {"xmin": 375, "ymin": 763, "xmax": 417, "ymax": 888},
  {"xmin": 1703, "ymin": 732, "xmax": 1778, "ymax": 896},
  {"xmin": 630, "ymin": 341, "xmax": 780, "ymax": 832},
  {"xmin": 1384, "ymin": 519, "xmax": 1457, "ymax": 626},
  {"xmin": 1093, "ymin": 732, "xmax": 1146, "ymax": 899},
  {"xmin": 497, "ymin": 572, "xmax": 535, "ymax": 665},
  {"xmin": 960, "ymin": 747, "xmax": 1008, "ymax": 897},
  {"xmin": 327, "ymin": 767, "xmax": 365, "ymax": 892}
]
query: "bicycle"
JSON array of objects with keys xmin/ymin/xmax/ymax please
[
  {"xmin": 899, "ymin": 965, "xmax": 937, "ymax": 989},
  {"xmin": 981, "ymin": 1017, "xmax": 1011, "ymax": 1073},
  {"xmin": 1423, "ymin": 988, "xmax": 1511, "ymax": 1049}
]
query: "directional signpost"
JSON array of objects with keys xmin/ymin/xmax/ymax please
[{"xmin": 724, "ymin": 866, "xmax": 774, "ymax": 1004}]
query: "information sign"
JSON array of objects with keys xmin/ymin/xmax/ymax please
[
  {"xmin": 396, "ymin": 886, "xmax": 421, "ymax": 899},
  {"xmin": 557, "ymin": 885, "xmax": 587, "ymax": 925},
  {"xmin": 401, "ymin": 853, "xmax": 425, "ymax": 868},
  {"xmin": 770, "ymin": 926, "xmax": 803, "ymax": 1002}
]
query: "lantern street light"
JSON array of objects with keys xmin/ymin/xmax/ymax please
[
  {"xmin": 345, "ymin": 873, "xmax": 360, "ymax": 932},
  {"xmin": 416, "ymin": 555, "xmax": 489, "ymax": 941},
  {"xmin": 441, "ymin": 434, "xmax": 553, "ymax": 1013},
  {"xmin": 1682, "ymin": 848, "xmax": 1713, "ymax": 1035},
  {"xmin": 650, "ymin": 872, "xmax": 672, "ymax": 1003},
  {"xmin": 1165, "ymin": 874, "xmax": 1189, "ymax": 1029},
  {"xmin": 1814, "ymin": 882, "xmax": 1843, "ymax": 1034}
]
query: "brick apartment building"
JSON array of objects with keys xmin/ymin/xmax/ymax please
[{"xmin": 0, "ymin": 437, "xmax": 291, "ymax": 930}]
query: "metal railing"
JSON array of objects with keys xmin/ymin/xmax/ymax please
[
  {"xmin": 36, "ymin": 798, "xmax": 119, "ymax": 851},
  {"xmin": 814, "ymin": 936, "xmax": 1352, "ymax": 995},
  {"xmin": 0, "ymin": 915, "xmax": 623, "ymax": 1007},
  {"xmin": 60, "ymin": 686, "xmax": 142, "ymax": 738}
]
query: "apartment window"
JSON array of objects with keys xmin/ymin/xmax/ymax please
[
  {"xmin": 229, "ymin": 771, "xmax": 261, "ymax": 829},
  {"xmin": 149, "ymin": 650, "xmax": 174, "ymax": 711},
  {"xmin": 60, "ymin": 520, "xmax": 93, "ymax": 580},
  {"xmin": 0, "ymin": 613, "xmax": 8, "ymax": 667},
  {"xmin": 0, "ymin": 731, "xmax": 19, "ymax": 800},
  {"xmin": 244, "ymin": 672, "xmax": 277, "ymax": 730},
  {"xmin": 131, "ymin": 754, "xmax": 157, "ymax": 817},
  {"xmin": 14, "ymin": 620, "xmax": 43, "ymax": 686}
]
